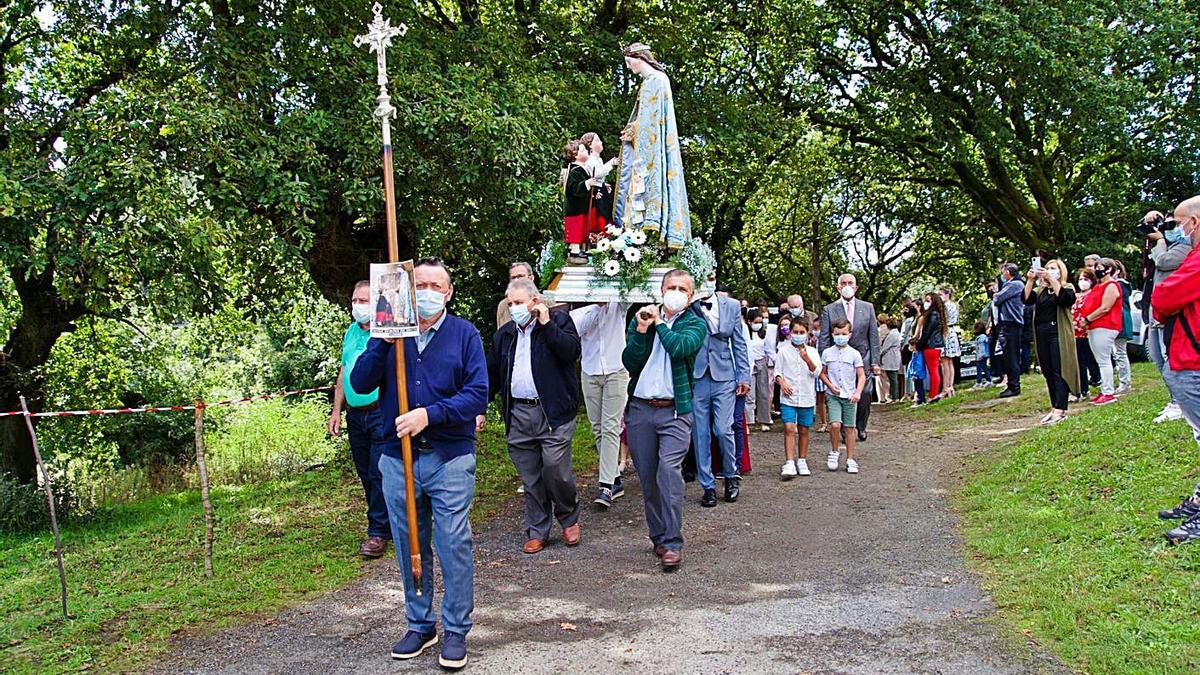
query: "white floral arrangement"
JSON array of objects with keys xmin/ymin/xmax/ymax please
[
  {"xmin": 675, "ymin": 237, "xmax": 716, "ymax": 284},
  {"xmin": 590, "ymin": 225, "xmax": 658, "ymax": 291}
]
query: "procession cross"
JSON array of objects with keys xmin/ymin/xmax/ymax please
[{"xmin": 355, "ymin": 3, "xmax": 423, "ymax": 595}]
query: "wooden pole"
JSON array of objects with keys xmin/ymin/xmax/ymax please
[
  {"xmin": 18, "ymin": 395, "xmax": 69, "ymax": 621},
  {"xmin": 194, "ymin": 402, "xmax": 214, "ymax": 577}
]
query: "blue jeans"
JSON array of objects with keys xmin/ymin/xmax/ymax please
[
  {"xmin": 692, "ymin": 375, "xmax": 738, "ymax": 489},
  {"xmin": 1163, "ymin": 368, "xmax": 1200, "ymax": 445},
  {"xmin": 975, "ymin": 359, "xmax": 991, "ymax": 385},
  {"xmin": 379, "ymin": 451, "xmax": 476, "ymax": 636},
  {"xmin": 1148, "ymin": 326, "xmax": 1177, "ymax": 404},
  {"xmin": 347, "ymin": 407, "xmax": 390, "ymax": 539}
]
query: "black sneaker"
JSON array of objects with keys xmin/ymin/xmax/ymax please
[
  {"xmin": 593, "ymin": 486, "xmax": 613, "ymax": 509},
  {"xmin": 700, "ymin": 488, "xmax": 717, "ymax": 507},
  {"xmin": 1165, "ymin": 512, "xmax": 1200, "ymax": 545},
  {"xmin": 612, "ymin": 477, "xmax": 625, "ymax": 499},
  {"xmin": 1159, "ymin": 496, "xmax": 1200, "ymax": 520}
]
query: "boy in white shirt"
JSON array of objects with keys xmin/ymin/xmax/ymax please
[
  {"xmin": 819, "ymin": 319, "xmax": 867, "ymax": 474},
  {"xmin": 774, "ymin": 317, "xmax": 822, "ymax": 478}
]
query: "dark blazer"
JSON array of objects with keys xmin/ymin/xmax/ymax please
[
  {"xmin": 819, "ymin": 298, "xmax": 880, "ymax": 368},
  {"xmin": 487, "ymin": 310, "xmax": 582, "ymax": 430}
]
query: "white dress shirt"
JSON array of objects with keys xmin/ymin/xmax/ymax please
[
  {"xmin": 699, "ymin": 298, "xmax": 720, "ymax": 333},
  {"xmin": 633, "ymin": 313, "xmax": 680, "ymax": 400},
  {"xmin": 570, "ymin": 302, "xmax": 629, "ymax": 376},
  {"xmin": 510, "ymin": 321, "xmax": 539, "ymax": 399}
]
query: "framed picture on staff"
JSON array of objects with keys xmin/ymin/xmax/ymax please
[{"xmin": 370, "ymin": 260, "xmax": 419, "ymax": 339}]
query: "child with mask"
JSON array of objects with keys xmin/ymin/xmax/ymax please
[
  {"xmin": 820, "ymin": 320, "xmax": 866, "ymax": 473},
  {"xmin": 774, "ymin": 317, "xmax": 822, "ymax": 478}
]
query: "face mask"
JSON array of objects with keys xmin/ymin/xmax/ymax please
[
  {"xmin": 416, "ymin": 289, "xmax": 446, "ymax": 319},
  {"xmin": 1048, "ymin": 267, "xmax": 1061, "ymax": 281},
  {"xmin": 840, "ymin": 286, "xmax": 855, "ymax": 300},
  {"xmin": 751, "ymin": 322, "xmax": 763, "ymax": 331},
  {"xmin": 789, "ymin": 307, "xmax": 803, "ymax": 317},
  {"xmin": 780, "ymin": 324, "xmax": 791, "ymax": 337},
  {"xmin": 923, "ymin": 301, "xmax": 931, "ymax": 311},
  {"xmin": 791, "ymin": 334, "xmax": 806, "ymax": 346},
  {"xmin": 1078, "ymin": 279, "xmax": 1092, "ymax": 291},
  {"xmin": 509, "ymin": 304, "xmax": 531, "ymax": 326},
  {"xmin": 1166, "ymin": 226, "xmax": 1189, "ymax": 245},
  {"xmin": 662, "ymin": 289, "xmax": 689, "ymax": 313},
  {"xmin": 833, "ymin": 334, "xmax": 850, "ymax": 347},
  {"xmin": 351, "ymin": 303, "xmax": 372, "ymax": 325},
  {"xmin": 1094, "ymin": 264, "xmax": 1110, "ymax": 278}
]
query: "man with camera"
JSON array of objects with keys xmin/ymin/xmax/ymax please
[
  {"xmin": 1150, "ymin": 196, "xmax": 1200, "ymax": 545},
  {"xmin": 1141, "ymin": 211, "xmax": 1193, "ymax": 423}
]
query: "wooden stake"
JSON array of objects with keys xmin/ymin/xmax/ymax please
[
  {"xmin": 194, "ymin": 402, "xmax": 214, "ymax": 577},
  {"xmin": 18, "ymin": 395, "xmax": 69, "ymax": 621}
]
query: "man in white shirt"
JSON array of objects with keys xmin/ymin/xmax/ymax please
[{"xmin": 570, "ymin": 302, "xmax": 631, "ymax": 509}]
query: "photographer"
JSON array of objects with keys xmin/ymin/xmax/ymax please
[{"xmin": 1143, "ymin": 210, "xmax": 1193, "ymax": 423}]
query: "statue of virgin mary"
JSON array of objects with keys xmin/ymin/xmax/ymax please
[{"xmin": 612, "ymin": 43, "xmax": 691, "ymax": 250}]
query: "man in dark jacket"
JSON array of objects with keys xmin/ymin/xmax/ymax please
[{"xmin": 486, "ymin": 278, "xmax": 583, "ymax": 554}]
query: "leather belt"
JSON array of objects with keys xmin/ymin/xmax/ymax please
[
  {"xmin": 511, "ymin": 397, "xmax": 540, "ymax": 406},
  {"xmin": 349, "ymin": 401, "xmax": 380, "ymax": 412},
  {"xmin": 634, "ymin": 397, "xmax": 675, "ymax": 409}
]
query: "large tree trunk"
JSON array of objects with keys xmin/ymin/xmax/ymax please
[
  {"xmin": 1, "ymin": 269, "xmax": 79, "ymax": 484},
  {"xmin": 303, "ymin": 209, "xmax": 416, "ymax": 307}
]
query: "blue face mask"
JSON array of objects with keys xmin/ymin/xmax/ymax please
[
  {"xmin": 416, "ymin": 289, "xmax": 446, "ymax": 319},
  {"xmin": 1166, "ymin": 227, "xmax": 1188, "ymax": 245},
  {"xmin": 833, "ymin": 334, "xmax": 850, "ymax": 347},
  {"xmin": 509, "ymin": 304, "xmax": 531, "ymax": 326},
  {"xmin": 790, "ymin": 334, "xmax": 806, "ymax": 346}
]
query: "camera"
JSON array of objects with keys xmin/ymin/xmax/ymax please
[{"xmin": 1137, "ymin": 213, "xmax": 1177, "ymax": 236}]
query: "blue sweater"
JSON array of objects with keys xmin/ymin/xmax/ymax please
[{"xmin": 350, "ymin": 314, "xmax": 489, "ymax": 461}]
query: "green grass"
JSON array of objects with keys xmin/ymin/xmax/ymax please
[
  {"xmin": 927, "ymin": 363, "xmax": 1200, "ymax": 672},
  {"xmin": 0, "ymin": 417, "xmax": 596, "ymax": 674}
]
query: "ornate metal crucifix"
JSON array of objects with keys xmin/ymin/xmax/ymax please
[{"xmin": 355, "ymin": 3, "xmax": 423, "ymax": 595}]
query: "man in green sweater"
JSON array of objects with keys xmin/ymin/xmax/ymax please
[{"xmin": 622, "ymin": 269, "xmax": 707, "ymax": 571}]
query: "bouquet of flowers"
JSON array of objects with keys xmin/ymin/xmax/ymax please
[{"xmin": 590, "ymin": 224, "xmax": 656, "ymax": 292}]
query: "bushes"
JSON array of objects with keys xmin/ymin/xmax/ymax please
[
  {"xmin": 203, "ymin": 396, "xmax": 342, "ymax": 486},
  {"xmin": 0, "ymin": 472, "xmax": 78, "ymax": 533}
]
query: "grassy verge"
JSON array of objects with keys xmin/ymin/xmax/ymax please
[
  {"xmin": 0, "ymin": 417, "xmax": 596, "ymax": 674},
  {"xmin": 909, "ymin": 363, "xmax": 1200, "ymax": 671}
]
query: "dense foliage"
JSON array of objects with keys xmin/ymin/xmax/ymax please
[{"xmin": 2, "ymin": 0, "xmax": 1197, "ymax": 484}]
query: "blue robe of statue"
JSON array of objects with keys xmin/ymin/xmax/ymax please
[{"xmin": 613, "ymin": 69, "xmax": 691, "ymax": 249}]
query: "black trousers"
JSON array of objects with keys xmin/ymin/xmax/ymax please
[
  {"xmin": 856, "ymin": 377, "xmax": 874, "ymax": 432},
  {"xmin": 1075, "ymin": 336, "xmax": 1101, "ymax": 391},
  {"xmin": 1035, "ymin": 323, "xmax": 1069, "ymax": 410},
  {"xmin": 999, "ymin": 321, "xmax": 1023, "ymax": 393}
]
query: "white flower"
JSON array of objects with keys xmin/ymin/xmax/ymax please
[
  {"xmin": 603, "ymin": 259, "xmax": 621, "ymax": 276},
  {"xmin": 623, "ymin": 247, "xmax": 642, "ymax": 263},
  {"xmin": 595, "ymin": 238, "xmax": 611, "ymax": 252},
  {"xmin": 610, "ymin": 237, "xmax": 627, "ymax": 252},
  {"xmin": 606, "ymin": 224, "xmax": 622, "ymax": 236},
  {"xmin": 629, "ymin": 230, "xmax": 647, "ymax": 245}
]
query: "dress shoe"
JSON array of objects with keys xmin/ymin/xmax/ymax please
[
  {"xmin": 654, "ymin": 544, "xmax": 667, "ymax": 558},
  {"xmin": 724, "ymin": 477, "xmax": 740, "ymax": 503},
  {"xmin": 661, "ymin": 549, "xmax": 682, "ymax": 571},
  {"xmin": 359, "ymin": 536, "xmax": 388, "ymax": 558},
  {"xmin": 700, "ymin": 488, "xmax": 717, "ymax": 507},
  {"xmin": 998, "ymin": 389, "xmax": 1020, "ymax": 399},
  {"xmin": 523, "ymin": 538, "xmax": 545, "ymax": 554},
  {"xmin": 563, "ymin": 523, "xmax": 582, "ymax": 546},
  {"xmin": 856, "ymin": 430, "xmax": 868, "ymax": 442}
]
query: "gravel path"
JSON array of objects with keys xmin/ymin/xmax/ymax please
[{"xmin": 159, "ymin": 406, "xmax": 1064, "ymax": 674}]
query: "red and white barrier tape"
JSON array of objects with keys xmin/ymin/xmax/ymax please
[{"xmin": 0, "ymin": 386, "xmax": 333, "ymax": 419}]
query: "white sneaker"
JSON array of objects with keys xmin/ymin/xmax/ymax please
[
  {"xmin": 780, "ymin": 461, "xmax": 798, "ymax": 480},
  {"xmin": 827, "ymin": 451, "xmax": 840, "ymax": 471},
  {"xmin": 1155, "ymin": 402, "xmax": 1184, "ymax": 424},
  {"xmin": 760, "ymin": 424, "xmax": 771, "ymax": 432},
  {"xmin": 846, "ymin": 458, "xmax": 859, "ymax": 474},
  {"xmin": 796, "ymin": 458, "xmax": 811, "ymax": 476},
  {"xmin": 1115, "ymin": 384, "xmax": 1132, "ymax": 396}
]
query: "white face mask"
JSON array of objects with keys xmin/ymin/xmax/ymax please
[
  {"xmin": 840, "ymin": 285, "xmax": 855, "ymax": 300},
  {"xmin": 662, "ymin": 289, "xmax": 689, "ymax": 313},
  {"xmin": 923, "ymin": 301, "xmax": 931, "ymax": 311},
  {"xmin": 351, "ymin": 303, "xmax": 372, "ymax": 325},
  {"xmin": 1078, "ymin": 279, "xmax": 1092, "ymax": 291},
  {"xmin": 416, "ymin": 289, "xmax": 447, "ymax": 319},
  {"xmin": 1048, "ymin": 267, "xmax": 1061, "ymax": 281}
]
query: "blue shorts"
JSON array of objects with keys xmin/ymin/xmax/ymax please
[{"xmin": 781, "ymin": 405, "xmax": 814, "ymax": 427}]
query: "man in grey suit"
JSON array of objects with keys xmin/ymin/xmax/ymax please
[
  {"xmin": 819, "ymin": 273, "xmax": 881, "ymax": 441},
  {"xmin": 690, "ymin": 288, "xmax": 751, "ymax": 506}
]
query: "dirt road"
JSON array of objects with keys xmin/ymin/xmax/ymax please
[{"xmin": 161, "ymin": 406, "xmax": 1063, "ymax": 674}]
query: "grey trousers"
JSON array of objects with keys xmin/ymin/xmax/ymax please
[
  {"xmin": 506, "ymin": 401, "xmax": 579, "ymax": 540},
  {"xmin": 582, "ymin": 369, "xmax": 630, "ymax": 486},
  {"xmin": 749, "ymin": 357, "xmax": 773, "ymax": 424},
  {"xmin": 625, "ymin": 399, "xmax": 693, "ymax": 551}
]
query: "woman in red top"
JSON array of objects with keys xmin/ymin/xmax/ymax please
[
  {"xmin": 1071, "ymin": 268, "xmax": 1102, "ymax": 398},
  {"xmin": 1079, "ymin": 258, "xmax": 1124, "ymax": 404}
]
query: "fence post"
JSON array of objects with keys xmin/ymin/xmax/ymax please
[
  {"xmin": 194, "ymin": 401, "xmax": 214, "ymax": 577},
  {"xmin": 18, "ymin": 395, "xmax": 69, "ymax": 621}
]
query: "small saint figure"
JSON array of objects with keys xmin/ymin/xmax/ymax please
[
  {"xmin": 562, "ymin": 137, "xmax": 613, "ymax": 264},
  {"xmin": 613, "ymin": 42, "xmax": 691, "ymax": 249}
]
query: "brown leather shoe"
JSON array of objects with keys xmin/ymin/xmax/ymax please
[
  {"xmin": 523, "ymin": 538, "xmax": 545, "ymax": 554},
  {"xmin": 359, "ymin": 536, "xmax": 388, "ymax": 558},
  {"xmin": 563, "ymin": 523, "xmax": 582, "ymax": 546},
  {"xmin": 654, "ymin": 544, "xmax": 667, "ymax": 558},
  {"xmin": 660, "ymin": 549, "xmax": 682, "ymax": 571}
]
